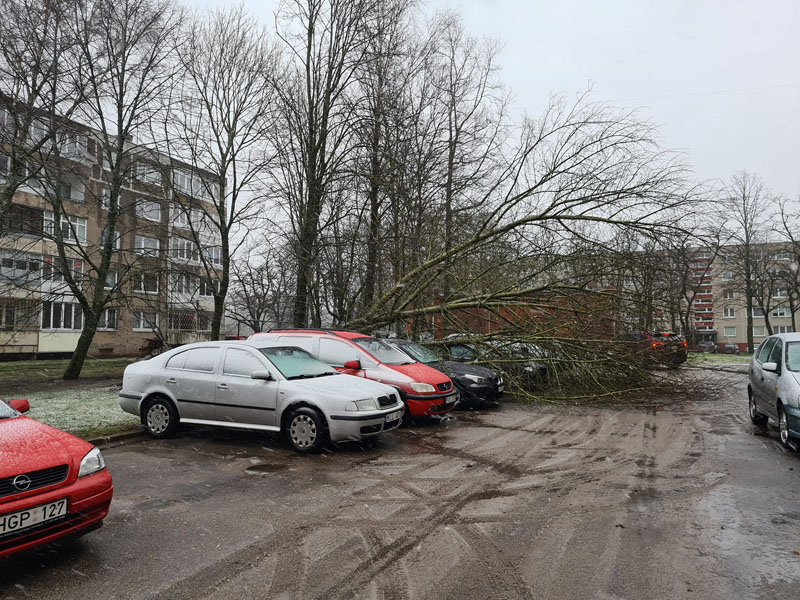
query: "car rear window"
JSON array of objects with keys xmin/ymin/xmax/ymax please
[
  {"xmin": 786, "ymin": 343, "xmax": 800, "ymax": 372},
  {"xmin": 353, "ymin": 338, "xmax": 413, "ymax": 366}
]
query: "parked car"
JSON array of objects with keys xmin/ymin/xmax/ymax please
[
  {"xmin": 696, "ymin": 341, "xmax": 717, "ymax": 353},
  {"xmin": 618, "ymin": 331, "xmax": 688, "ymax": 366},
  {"xmin": 0, "ymin": 398, "xmax": 113, "ymax": 559},
  {"xmin": 720, "ymin": 343, "xmax": 741, "ymax": 355},
  {"xmin": 748, "ymin": 332, "xmax": 800, "ymax": 450},
  {"xmin": 120, "ymin": 341, "xmax": 404, "ymax": 453},
  {"xmin": 437, "ymin": 335, "xmax": 549, "ymax": 384},
  {"xmin": 387, "ymin": 338, "xmax": 503, "ymax": 406},
  {"xmin": 249, "ymin": 330, "xmax": 457, "ymax": 418}
]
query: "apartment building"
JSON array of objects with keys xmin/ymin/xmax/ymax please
[
  {"xmin": 0, "ymin": 109, "xmax": 223, "ymax": 359},
  {"xmin": 690, "ymin": 245, "xmax": 797, "ymax": 351}
]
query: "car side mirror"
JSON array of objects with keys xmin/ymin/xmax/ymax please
[
  {"xmin": 343, "ymin": 359, "xmax": 361, "ymax": 370},
  {"xmin": 251, "ymin": 370, "xmax": 274, "ymax": 381},
  {"xmin": 762, "ymin": 362, "xmax": 778, "ymax": 373},
  {"xmin": 8, "ymin": 399, "xmax": 30, "ymax": 413}
]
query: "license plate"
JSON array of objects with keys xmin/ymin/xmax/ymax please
[
  {"xmin": 384, "ymin": 410, "xmax": 402, "ymax": 423},
  {"xmin": 0, "ymin": 498, "xmax": 67, "ymax": 539}
]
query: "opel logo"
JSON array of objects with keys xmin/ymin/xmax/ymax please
[{"xmin": 12, "ymin": 474, "xmax": 32, "ymax": 491}]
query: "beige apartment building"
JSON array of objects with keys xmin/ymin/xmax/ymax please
[
  {"xmin": 1, "ymin": 110, "xmax": 222, "ymax": 359},
  {"xmin": 690, "ymin": 245, "xmax": 796, "ymax": 351}
]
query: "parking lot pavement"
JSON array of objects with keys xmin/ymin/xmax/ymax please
[{"xmin": 2, "ymin": 370, "xmax": 799, "ymax": 599}]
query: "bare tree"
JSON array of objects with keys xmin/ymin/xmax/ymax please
[{"xmin": 164, "ymin": 4, "xmax": 278, "ymax": 339}]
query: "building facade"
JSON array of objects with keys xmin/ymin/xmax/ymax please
[{"xmin": 1, "ymin": 109, "xmax": 222, "ymax": 359}]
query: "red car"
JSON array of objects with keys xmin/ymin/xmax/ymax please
[
  {"xmin": 0, "ymin": 398, "xmax": 113, "ymax": 559},
  {"xmin": 250, "ymin": 330, "xmax": 458, "ymax": 417}
]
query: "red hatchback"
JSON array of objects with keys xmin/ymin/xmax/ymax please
[
  {"xmin": 250, "ymin": 330, "xmax": 458, "ymax": 417},
  {"xmin": 0, "ymin": 398, "xmax": 113, "ymax": 559}
]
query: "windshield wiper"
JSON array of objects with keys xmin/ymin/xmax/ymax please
[{"xmin": 286, "ymin": 372, "xmax": 336, "ymax": 380}]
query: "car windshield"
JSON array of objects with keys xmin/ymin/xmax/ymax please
[
  {"xmin": 354, "ymin": 338, "xmax": 413, "ymax": 365},
  {"xmin": 396, "ymin": 341, "xmax": 439, "ymax": 364},
  {"xmin": 258, "ymin": 346, "xmax": 338, "ymax": 379},
  {"xmin": 786, "ymin": 342, "xmax": 800, "ymax": 372},
  {"xmin": 0, "ymin": 400, "xmax": 18, "ymax": 419}
]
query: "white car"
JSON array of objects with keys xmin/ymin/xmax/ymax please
[
  {"xmin": 119, "ymin": 341, "xmax": 404, "ymax": 452},
  {"xmin": 748, "ymin": 332, "xmax": 800, "ymax": 450}
]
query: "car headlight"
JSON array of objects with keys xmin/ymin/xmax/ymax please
[
  {"xmin": 410, "ymin": 382, "xmax": 435, "ymax": 393},
  {"xmin": 78, "ymin": 447, "xmax": 106, "ymax": 477},
  {"xmin": 463, "ymin": 374, "xmax": 486, "ymax": 384},
  {"xmin": 345, "ymin": 398, "xmax": 379, "ymax": 411}
]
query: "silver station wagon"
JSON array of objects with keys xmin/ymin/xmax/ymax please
[
  {"xmin": 119, "ymin": 341, "xmax": 404, "ymax": 452},
  {"xmin": 748, "ymin": 332, "xmax": 800, "ymax": 450}
]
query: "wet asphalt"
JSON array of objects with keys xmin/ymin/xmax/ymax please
[{"xmin": 1, "ymin": 369, "xmax": 799, "ymax": 599}]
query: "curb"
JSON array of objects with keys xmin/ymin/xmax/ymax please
[
  {"xmin": 87, "ymin": 428, "xmax": 148, "ymax": 448},
  {"xmin": 684, "ymin": 364, "xmax": 749, "ymax": 375}
]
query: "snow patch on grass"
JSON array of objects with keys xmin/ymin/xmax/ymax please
[{"xmin": 23, "ymin": 385, "xmax": 139, "ymax": 439}]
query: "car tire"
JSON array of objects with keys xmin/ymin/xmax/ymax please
[
  {"xmin": 778, "ymin": 405, "xmax": 794, "ymax": 450},
  {"xmin": 142, "ymin": 396, "xmax": 178, "ymax": 439},
  {"xmin": 286, "ymin": 407, "xmax": 327, "ymax": 453},
  {"xmin": 749, "ymin": 392, "xmax": 767, "ymax": 426}
]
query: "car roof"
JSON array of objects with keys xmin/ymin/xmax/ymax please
[
  {"xmin": 770, "ymin": 332, "xmax": 800, "ymax": 342},
  {"xmin": 257, "ymin": 329, "xmax": 370, "ymax": 340}
]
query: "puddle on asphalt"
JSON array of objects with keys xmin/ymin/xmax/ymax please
[{"xmin": 245, "ymin": 463, "xmax": 288, "ymax": 475}]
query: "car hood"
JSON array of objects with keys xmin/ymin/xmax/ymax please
[
  {"xmin": 440, "ymin": 361, "xmax": 497, "ymax": 378},
  {"xmin": 0, "ymin": 416, "xmax": 91, "ymax": 478},
  {"xmin": 385, "ymin": 362, "xmax": 451, "ymax": 387},
  {"xmin": 286, "ymin": 373, "xmax": 395, "ymax": 400}
]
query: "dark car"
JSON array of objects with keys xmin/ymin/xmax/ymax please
[
  {"xmin": 387, "ymin": 339, "xmax": 503, "ymax": 406},
  {"xmin": 437, "ymin": 335, "xmax": 549, "ymax": 386},
  {"xmin": 720, "ymin": 343, "xmax": 741, "ymax": 355}
]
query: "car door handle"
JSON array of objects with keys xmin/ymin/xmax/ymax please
[
  {"xmin": 217, "ymin": 383, "xmax": 228, "ymax": 390},
  {"xmin": 166, "ymin": 378, "xmax": 177, "ymax": 384}
]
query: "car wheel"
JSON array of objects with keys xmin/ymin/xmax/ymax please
[
  {"xmin": 287, "ymin": 407, "xmax": 327, "ymax": 453},
  {"xmin": 143, "ymin": 396, "xmax": 178, "ymax": 438},
  {"xmin": 778, "ymin": 406, "xmax": 794, "ymax": 450},
  {"xmin": 749, "ymin": 392, "xmax": 767, "ymax": 426}
]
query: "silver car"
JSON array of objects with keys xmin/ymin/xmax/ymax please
[
  {"xmin": 748, "ymin": 332, "xmax": 800, "ymax": 450},
  {"xmin": 119, "ymin": 341, "xmax": 404, "ymax": 453}
]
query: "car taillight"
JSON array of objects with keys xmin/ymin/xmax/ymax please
[
  {"xmin": 651, "ymin": 342, "xmax": 664, "ymax": 348},
  {"xmin": 679, "ymin": 341, "xmax": 687, "ymax": 347}
]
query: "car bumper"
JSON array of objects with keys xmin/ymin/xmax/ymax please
[
  {"xmin": 327, "ymin": 404, "xmax": 405, "ymax": 442},
  {"xmin": 0, "ymin": 469, "xmax": 113, "ymax": 559},
  {"xmin": 119, "ymin": 392, "xmax": 142, "ymax": 416},
  {"xmin": 405, "ymin": 391, "xmax": 459, "ymax": 416},
  {"xmin": 454, "ymin": 381, "xmax": 503, "ymax": 404}
]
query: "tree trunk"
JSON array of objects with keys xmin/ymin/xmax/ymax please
[{"xmin": 63, "ymin": 312, "xmax": 98, "ymax": 380}]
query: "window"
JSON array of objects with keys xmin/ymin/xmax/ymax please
[
  {"xmin": 132, "ymin": 310, "xmax": 159, "ymax": 331},
  {"xmin": 136, "ymin": 163, "xmax": 162, "ymax": 186},
  {"xmin": 723, "ymin": 290, "xmax": 735, "ymax": 300},
  {"xmin": 43, "ymin": 211, "xmax": 87, "ymax": 244},
  {"xmin": 773, "ymin": 250, "xmax": 791, "ymax": 261},
  {"xmin": 276, "ymin": 336, "xmax": 313, "ymax": 353},
  {"xmin": 101, "ymin": 227, "xmax": 121, "ymax": 250},
  {"xmin": 56, "ymin": 181, "xmax": 83, "ymax": 203},
  {"xmin": 752, "ymin": 307, "xmax": 764, "ymax": 318},
  {"xmin": 134, "ymin": 272, "xmax": 159, "ymax": 294},
  {"xmin": 42, "ymin": 256, "xmax": 82, "ymax": 283},
  {"xmin": 171, "ymin": 207, "xmax": 190, "ymax": 229},
  {"xmin": 202, "ymin": 246, "xmax": 222, "ymax": 266},
  {"xmin": 757, "ymin": 338, "xmax": 776, "ymax": 363},
  {"xmin": 223, "ymin": 348, "xmax": 265, "ymax": 377},
  {"xmin": 723, "ymin": 308, "xmax": 735, "ymax": 318},
  {"xmin": 171, "ymin": 273, "xmax": 196, "ymax": 296},
  {"xmin": 104, "ymin": 270, "xmax": 118, "ymax": 290},
  {"xmin": 102, "ymin": 151, "xmax": 118, "ymax": 171},
  {"xmin": 772, "ymin": 306, "xmax": 790, "ymax": 318},
  {"xmin": 0, "ymin": 301, "xmax": 35, "ymax": 330},
  {"xmin": 723, "ymin": 326, "xmax": 736, "ymax": 338},
  {"xmin": 768, "ymin": 338, "xmax": 783, "ymax": 365},
  {"xmin": 696, "ymin": 249, "xmax": 711, "ymax": 259},
  {"xmin": 752, "ymin": 326, "xmax": 766, "ymax": 337},
  {"xmin": 170, "ymin": 237, "xmax": 197, "ymax": 262},
  {"xmin": 773, "ymin": 289, "xmax": 789, "ymax": 298},
  {"xmin": 775, "ymin": 326, "xmax": 794, "ymax": 334},
  {"xmin": 101, "ymin": 188, "xmax": 112, "ymax": 210},
  {"xmin": 41, "ymin": 300, "xmax": 82, "ymax": 330},
  {"xmin": 135, "ymin": 235, "xmax": 160, "ymax": 256},
  {"xmin": 199, "ymin": 279, "xmax": 219, "ymax": 297},
  {"xmin": 721, "ymin": 271, "xmax": 732, "ymax": 281},
  {"xmin": 97, "ymin": 308, "xmax": 117, "ymax": 330},
  {"xmin": 6, "ymin": 204, "xmax": 43, "ymax": 235},
  {"xmin": 59, "ymin": 131, "xmax": 87, "ymax": 159},
  {"xmin": 318, "ymin": 338, "xmax": 359, "ymax": 367},
  {"xmin": 168, "ymin": 347, "xmax": 219, "ymax": 372},
  {"xmin": 136, "ymin": 199, "xmax": 162, "ymax": 222}
]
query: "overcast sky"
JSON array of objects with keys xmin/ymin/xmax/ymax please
[{"xmin": 188, "ymin": 0, "xmax": 800, "ymax": 198}]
